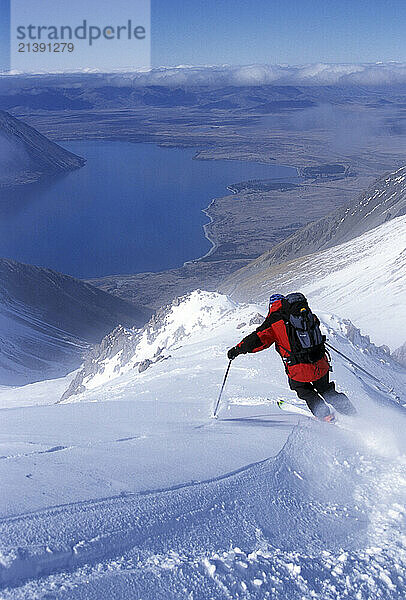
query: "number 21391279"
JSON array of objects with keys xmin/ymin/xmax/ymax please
[{"xmin": 18, "ymin": 42, "xmax": 75, "ymax": 52}]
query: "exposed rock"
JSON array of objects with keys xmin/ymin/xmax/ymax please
[
  {"xmin": 339, "ymin": 319, "xmax": 391, "ymax": 360},
  {"xmin": 392, "ymin": 341, "xmax": 406, "ymax": 367},
  {"xmin": 249, "ymin": 313, "xmax": 265, "ymax": 326},
  {"xmin": 138, "ymin": 359, "xmax": 152, "ymax": 373},
  {"xmin": 59, "ymin": 290, "xmax": 234, "ymax": 402}
]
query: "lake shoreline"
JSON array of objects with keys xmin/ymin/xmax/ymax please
[
  {"xmin": 13, "ymin": 103, "xmax": 401, "ymax": 309},
  {"xmin": 87, "ymin": 164, "xmax": 373, "ymax": 311},
  {"xmin": 1, "ymin": 139, "xmax": 299, "ymax": 279},
  {"xmin": 192, "ymin": 165, "xmax": 303, "ymax": 267}
]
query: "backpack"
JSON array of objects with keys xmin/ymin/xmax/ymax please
[{"xmin": 281, "ymin": 293, "xmax": 326, "ymax": 365}]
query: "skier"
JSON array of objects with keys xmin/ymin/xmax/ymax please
[{"xmin": 227, "ymin": 293, "xmax": 356, "ymax": 421}]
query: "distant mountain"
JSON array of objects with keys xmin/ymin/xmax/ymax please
[
  {"xmin": 1, "ymin": 80, "xmax": 316, "ymax": 111},
  {"xmin": 0, "ymin": 110, "xmax": 85, "ymax": 187},
  {"xmin": 3, "ymin": 73, "xmax": 406, "ymax": 112},
  {"xmin": 0, "ymin": 259, "xmax": 151, "ymax": 385},
  {"xmin": 220, "ymin": 165, "xmax": 406, "ymax": 298}
]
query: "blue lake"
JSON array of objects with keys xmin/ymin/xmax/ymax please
[{"xmin": 0, "ymin": 142, "xmax": 298, "ymax": 278}]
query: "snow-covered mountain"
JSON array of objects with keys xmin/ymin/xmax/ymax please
[
  {"xmin": 0, "ymin": 258, "xmax": 151, "ymax": 385},
  {"xmin": 0, "ymin": 131, "xmax": 405, "ymax": 597},
  {"xmin": 1, "ymin": 213, "xmax": 405, "ymax": 598},
  {"xmin": 0, "ymin": 110, "xmax": 85, "ymax": 187},
  {"xmin": 221, "ymin": 164, "xmax": 406, "ymax": 296},
  {"xmin": 393, "ymin": 341, "xmax": 406, "ymax": 367}
]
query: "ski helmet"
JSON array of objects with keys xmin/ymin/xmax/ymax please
[{"xmin": 269, "ymin": 293, "xmax": 285, "ymax": 308}]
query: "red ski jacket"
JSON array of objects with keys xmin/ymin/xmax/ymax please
[{"xmin": 236, "ymin": 299, "xmax": 330, "ymax": 383}]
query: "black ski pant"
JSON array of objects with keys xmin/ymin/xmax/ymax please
[{"xmin": 288, "ymin": 372, "xmax": 355, "ymax": 417}]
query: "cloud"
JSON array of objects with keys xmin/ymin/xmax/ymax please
[
  {"xmin": 97, "ymin": 62, "xmax": 406, "ymax": 87},
  {"xmin": 287, "ymin": 104, "xmax": 383, "ymax": 153},
  {"xmin": 4, "ymin": 62, "xmax": 406, "ymax": 87}
]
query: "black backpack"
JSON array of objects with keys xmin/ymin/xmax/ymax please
[{"xmin": 281, "ymin": 292, "xmax": 326, "ymax": 365}]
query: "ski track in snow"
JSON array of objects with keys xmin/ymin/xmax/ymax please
[
  {"xmin": 0, "ymin": 291, "xmax": 405, "ymax": 598},
  {"xmin": 0, "ymin": 421, "xmax": 405, "ymax": 600},
  {"xmin": 0, "ymin": 436, "xmax": 146, "ymax": 462}
]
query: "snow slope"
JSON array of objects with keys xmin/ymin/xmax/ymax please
[
  {"xmin": 0, "ymin": 258, "xmax": 151, "ymax": 386},
  {"xmin": 58, "ymin": 290, "xmax": 402, "ymax": 404},
  {"xmin": 221, "ymin": 215, "xmax": 406, "ymax": 349},
  {"xmin": 1, "ymin": 422, "xmax": 405, "ymax": 600},
  {"xmin": 221, "ymin": 163, "xmax": 406, "ymax": 297},
  {"xmin": 0, "ymin": 290, "xmax": 405, "ymax": 598}
]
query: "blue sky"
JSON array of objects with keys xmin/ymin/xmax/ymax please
[
  {"xmin": 0, "ymin": 0, "xmax": 10, "ymax": 71},
  {"xmin": 1, "ymin": 0, "xmax": 406, "ymax": 72},
  {"xmin": 152, "ymin": 0, "xmax": 406, "ymax": 66}
]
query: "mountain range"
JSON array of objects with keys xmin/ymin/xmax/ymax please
[
  {"xmin": 4, "ymin": 72, "xmax": 406, "ymax": 111},
  {"xmin": 1, "ymin": 157, "xmax": 405, "ymax": 385}
]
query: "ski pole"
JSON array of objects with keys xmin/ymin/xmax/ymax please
[
  {"xmin": 325, "ymin": 342, "xmax": 395, "ymax": 394},
  {"xmin": 213, "ymin": 360, "xmax": 232, "ymax": 418}
]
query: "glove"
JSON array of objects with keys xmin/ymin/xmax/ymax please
[{"xmin": 227, "ymin": 346, "xmax": 240, "ymax": 361}]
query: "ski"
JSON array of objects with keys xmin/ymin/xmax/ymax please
[
  {"xmin": 277, "ymin": 399, "xmax": 337, "ymax": 424},
  {"xmin": 277, "ymin": 399, "xmax": 315, "ymax": 419}
]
